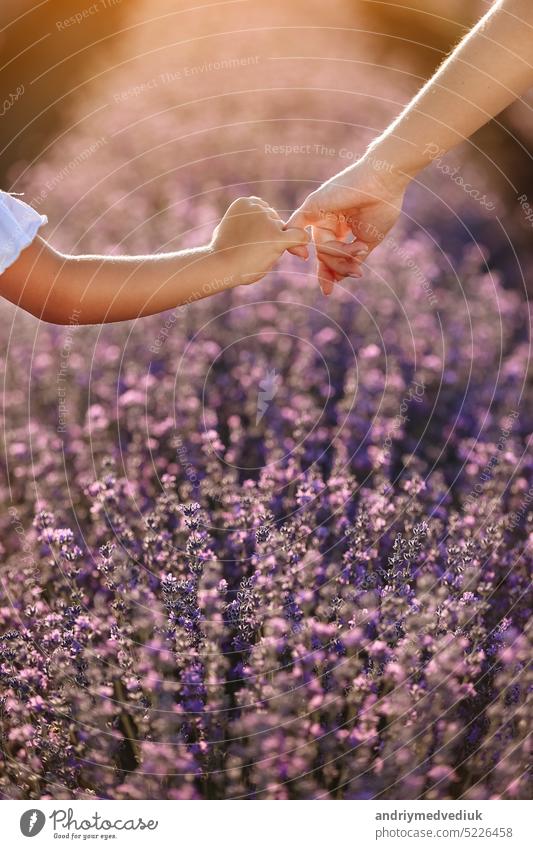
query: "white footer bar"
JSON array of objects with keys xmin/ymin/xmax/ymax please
[{"xmin": 3, "ymin": 799, "xmax": 531, "ymax": 849}]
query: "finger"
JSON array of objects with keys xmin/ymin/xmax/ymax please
[
  {"xmin": 285, "ymin": 206, "xmax": 316, "ymax": 229},
  {"xmin": 247, "ymin": 196, "xmax": 270, "ymax": 207},
  {"xmin": 287, "ymin": 244, "xmax": 309, "ymax": 260},
  {"xmin": 311, "ymin": 216, "xmax": 343, "ymax": 249},
  {"xmin": 316, "ymin": 244, "xmax": 365, "ymax": 268},
  {"xmin": 353, "ymin": 241, "xmax": 369, "ymax": 258},
  {"xmin": 316, "ymin": 240, "xmax": 369, "ymax": 259},
  {"xmin": 315, "ymin": 241, "xmax": 362, "ymax": 260},
  {"xmin": 313, "ymin": 230, "xmax": 353, "ymax": 271},
  {"xmin": 315, "ymin": 254, "xmax": 364, "ymax": 276},
  {"xmin": 317, "ymin": 259, "xmax": 336, "ymax": 296},
  {"xmin": 316, "ymin": 242, "xmax": 364, "ymax": 279},
  {"xmin": 280, "ymin": 226, "xmax": 310, "ymax": 248},
  {"xmin": 317, "ymin": 254, "xmax": 363, "ymax": 279}
]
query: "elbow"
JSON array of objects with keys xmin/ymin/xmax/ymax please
[{"xmin": 1, "ymin": 239, "xmax": 82, "ymax": 325}]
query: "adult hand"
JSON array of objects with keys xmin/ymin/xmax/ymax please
[{"xmin": 286, "ymin": 158, "xmax": 408, "ymax": 295}]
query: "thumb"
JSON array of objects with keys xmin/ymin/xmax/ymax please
[
  {"xmin": 284, "ymin": 204, "xmax": 316, "ymax": 230},
  {"xmin": 287, "ymin": 244, "xmax": 309, "ymax": 259}
]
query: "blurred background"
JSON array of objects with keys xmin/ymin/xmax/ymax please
[
  {"xmin": 0, "ymin": 0, "xmax": 532, "ymax": 277},
  {"xmin": 1, "ymin": 3, "xmax": 531, "ymax": 802}
]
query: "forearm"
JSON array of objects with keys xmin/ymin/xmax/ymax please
[
  {"xmin": 363, "ymin": 0, "xmax": 533, "ymax": 182},
  {"xmin": 1, "ymin": 238, "xmax": 235, "ymax": 325},
  {"xmin": 51, "ymin": 246, "xmax": 236, "ymax": 325}
]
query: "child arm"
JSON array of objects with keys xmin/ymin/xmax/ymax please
[{"xmin": 0, "ymin": 197, "xmax": 307, "ymax": 325}]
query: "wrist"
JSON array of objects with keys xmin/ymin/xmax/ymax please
[
  {"xmin": 358, "ymin": 148, "xmax": 412, "ymax": 195},
  {"xmin": 204, "ymin": 243, "xmax": 243, "ymax": 290}
]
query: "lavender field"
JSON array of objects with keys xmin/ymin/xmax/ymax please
[{"xmin": 1, "ymin": 0, "xmax": 532, "ymax": 801}]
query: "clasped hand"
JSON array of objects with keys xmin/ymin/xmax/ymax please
[{"xmin": 284, "ymin": 156, "xmax": 408, "ymax": 295}]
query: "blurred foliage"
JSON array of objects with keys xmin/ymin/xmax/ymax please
[
  {"xmin": 0, "ymin": 0, "xmax": 134, "ymax": 181},
  {"xmin": 359, "ymin": 0, "xmax": 485, "ymax": 67}
]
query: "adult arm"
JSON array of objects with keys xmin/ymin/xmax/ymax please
[{"xmin": 287, "ymin": 0, "xmax": 533, "ymax": 293}]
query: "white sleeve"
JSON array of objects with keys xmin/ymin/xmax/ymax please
[{"xmin": 0, "ymin": 191, "xmax": 48, "ymax": 275}]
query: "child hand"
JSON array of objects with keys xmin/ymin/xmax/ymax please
[{"xmin": 210, "ymin": 196, "xmax": 309, "ymax": 286}]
